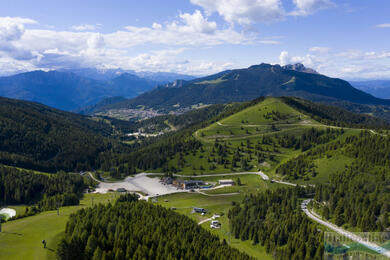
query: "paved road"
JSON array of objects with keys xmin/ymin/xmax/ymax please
[
  {"xmin": 172, "ymin": 171, "xmax": 267, "ymax": 178},
  {"xmin": 196, "ymin": 190, "xmax": 240, "ymax": 197},
  {"xmin": 301, "ymin": 199, "xmax": 390, "ymax": 258}
]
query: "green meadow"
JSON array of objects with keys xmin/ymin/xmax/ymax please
[{"xmin": 0, "ymin": 193, "xmax": 115, "ymax": 260}]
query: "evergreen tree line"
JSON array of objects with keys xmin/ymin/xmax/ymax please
[
  {"xmin": 276, "ymin": 130, "xmax": 390, "ymax": 180},
  {"xmin": 228, "ymin": 187, "xmax": 324, "ymax": 260},
  {"xmin": 275, "ymin": 130, "xmax": 389, "ymax": 231},
  {"xmin": 314, "ymin": 164, "xmax": 389, "ymax": 231},
  {"xmin": 0, "ymin": 96, "xmax": 132, "ymax": 173},
  {"xmin": 281, "ymin": 97, "xmax": 390, "ymax": 129},
  {"xmin": 0, "ymin": 165, "xmax": 89, "ymax": 208},
  {"xmin": 57, "ymin": 195, "xmax": 252, "ymax": 260}
]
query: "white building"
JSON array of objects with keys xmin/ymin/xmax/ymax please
[{"xmin": 218, "ymin": 179, "xmax": 234, "ymax": 185}]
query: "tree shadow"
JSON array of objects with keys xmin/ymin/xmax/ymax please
[
  {"xmin": 46, "ymin": 247, "xmax": 55, "ymax": 252},
  {"xmin": 1, "ymin": 231, "xmax": 23, "ymax": 236}
]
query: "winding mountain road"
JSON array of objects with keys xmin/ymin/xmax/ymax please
[{"xmin": 302, "ymin": 199, "xmax": 390, "ymax": 258}]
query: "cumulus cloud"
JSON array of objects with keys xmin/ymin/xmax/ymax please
[
  {"xmin": 178, "ymin": 10, "xmax": 217, "ymax": 34},
  {"xmin": 279, "ymin": 48, "xmax": 390, "ymax": 79},
  {"xmin": 190, "ymin": 0, "xmax": 335, "ymax": 25},
  {"xmin": 114, "ymin": 10, "xmax": 255, "ymax": 47},
  {"xmin": 0, "ymin": 17, "xmax": 39, "ymax": 61},
  {"xmin": 376, "ymin": 23, "xmax": 390, "ymax": 28},
  {"xmin": 290, "ymin": 0, "xmax": 335, "ymax": 16},
  {"xmin": 279, "ymin": 50, "xmax": 315, "ymax": 66},
  {"xmin": 190, "ymin": 0, "xmax": 285, "ymax": 25},
  {"xmin": 0, "ymin": 14, "xmax": 248, "ymax": 75}
]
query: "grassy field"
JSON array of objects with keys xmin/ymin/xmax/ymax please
[
  {"xmin": 162, "ymin": 97, "xmax": 363, "ymax": 182},
  {"xmin": 155, "ymin": 175, "xmax": 286, "ymax": 259},
  {"xmin": 0, "ymin": 193, "xmax": 116, "ymax": 260},
  {"xmin": 157, "ymin": 190, "xmax": 273, "ymax": 259}
]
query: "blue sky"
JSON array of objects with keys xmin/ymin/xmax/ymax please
[{"xmin": 0, "ymin": 0, "xmax": 389, "ymax": 79}]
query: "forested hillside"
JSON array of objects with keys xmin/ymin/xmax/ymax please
[
  {"xmin": 57, "ymin": 195, "xmax": 252, "ymax": 260},
  {"xmin": 281, "ymin": 97, "xmax": 389, "ymax": 128},
  {"xmin": 93, "ymin": 64, "xmax": 390, "ymax": 117},
  {"xmin": 0, "ymin": 97, "xmax": 130, "ymax": 172},
  {"xmin": 229, "ymin": 187, "xmax": 323, "ymax": 260},
  {"xmin": 112, "ymin": 97, "xmax": 388, "ymax": 178},
  {"xmin": 313, "ymin": 164, "xmax": 389, "ymax": 231},
  {"xmin": 0, "ymin": 164, "xmax": 94, "ymax": 217}
]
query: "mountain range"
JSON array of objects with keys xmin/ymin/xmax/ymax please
[
  {"xmin": 0, "ymin": 70, "xmax": 158, "ymax": 111},
  {"xmin": 59, "ymin": 68, "xmax": 196, "ymax": 82},
  {"xmin": 351, "ymin": 80, "xmax": 390, "ymax": 99},
  {"xmin": 0, "ymin": 68, "xmax": 197, "ymax": 111},
  {"xmin": 92, "ymin": 63, "xmax": 390, "ymax": 114}
]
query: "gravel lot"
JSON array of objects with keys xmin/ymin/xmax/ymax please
[{"xmin": 94, "ymin": 173, "xmax": 181, "ymax": 196}]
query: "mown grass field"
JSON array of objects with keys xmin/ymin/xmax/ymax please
[{"xmin": 0, "ymin": 193, "xmax": 115, "ymax": 260}]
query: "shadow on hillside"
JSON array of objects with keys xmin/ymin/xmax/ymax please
[{"xmin": 1, "ymin": 231, "xmax": 22, "ymax": 236}]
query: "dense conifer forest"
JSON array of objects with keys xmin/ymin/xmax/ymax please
[
  {"xmin": 0, "ymin": 97, "xmax": 131, "ymax": 172},
  {"xmin": 0, "ymin": 165, "xmax": 90, "ymax": 211},
  {"xmin": 57, "ymin": 195, "xmax": 252, "ymax": 260},
  {"xmin": 313, "ymin": 165, "xmax": 389, "ymax": 231},
  {"xmin": 281, "ymin": 97, "xmax": 389, "ymax": 128},
  {"xmin": 228, "ymin": 187, "xmax": 323, "ymax": 260}
]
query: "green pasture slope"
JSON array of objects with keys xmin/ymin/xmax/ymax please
[
  {"xmin": 0, "ymin": 193, "xmax": 115, "ymax": 260},
  {"xmin": 164, "ymin": 97, "xmax": 361, "ymax": 184}
]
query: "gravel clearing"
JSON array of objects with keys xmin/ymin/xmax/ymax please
[{"xmin": 94, "ymin": 173, "xmax": 181, "ymax": 196}]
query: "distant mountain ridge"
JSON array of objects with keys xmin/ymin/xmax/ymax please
[
  {"xmin": 351, "ymin": 80, "xmax": 390, "ymax": 99},
  {"xmin": 95, "ymin": 63, "xmax": 390, "ymax": 113},
  {"xmin": 60, "ymin": 68, "xmax": 196, "ymax": 83},
  {"xmin": 0, "ymin": 70, "xmax": 157, "ymax": 111}
]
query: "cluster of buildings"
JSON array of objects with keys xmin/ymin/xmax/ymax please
[
  {"xmin": 161, "ymin": 177, "xmax": 235, "ymax": 190},
  {"xmin": 161, "ymin": 177, "xmax": 211, "ymax": 190}
]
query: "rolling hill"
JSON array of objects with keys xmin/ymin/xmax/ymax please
[
  {"xmin": 0, "ymin": 70, "xmax": 157, "ymax": 111},
  {"xmin": 94, "ymin": 63, "xmax": 390, "ymax": 117},
  {"xmin": 117, "ymin": 96, "xmax": 389, "ymax": 182}
]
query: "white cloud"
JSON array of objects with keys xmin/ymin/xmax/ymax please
[
  {"xmin": 71, "ymin": 24, "xmax": 98, "ymax": 31},
  {"xmin": 0, "ymin": 17, "xmax": 37, "ymax": 42},
  {"xmin": 279, "ymin": 50, "xmax": 315, "ymax": 66},
  {"xmin": 190, "ymin": 0, "xmax": 335, "ymax": 25},
  {"xmin": 0, "ymin": 14, "xmax": 249, "ymax": 76},
  {"xmin": 0, "ymin": 17, "xmax": 39, "ymax": 61},
  {"xmin": 376, "ymin": 23, "xmax": 390, "ymax": 28},
  {"xmin": 114, "ymin": 10, "xmax": 255, "ymax": 47},
  {"xmin": 190, "ymin": 0, "xmax": 285, "ymax": 25},
  {"xmin": 178, "ymin": 10, "xmax": 217, "ymax": 34},
  {"xmin": 290, "ymin": 0, "xmax": 335, "ymax": 16},
  {"xmin": 279, "ymin": 48, "xmax": 390, "ymax": 79}
]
